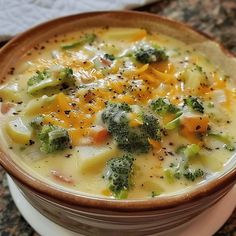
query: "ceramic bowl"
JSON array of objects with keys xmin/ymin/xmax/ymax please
[{"xmin": 0, "ymin": 11, "xmax": 236, "ymax": 236}]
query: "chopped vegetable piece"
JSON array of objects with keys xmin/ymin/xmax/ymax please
[
  {"xmin": 104, "ymin": 53, "xmax": 115, "ymax": 61},
  {"xmin": 102, "ymin": 103, "xmax": 161, "ymax": 153},
  {"xmin": 27, "ymin": 67, "xmax": 75, "ymax": 95},
  {"xmin": 208, "ymin": 132, "xmax": 235, "ymax": 151},
  {"xmin": 38, "ymin": 124, "xmax": 70, "ymax": 153},
  {"xmin": 77, "ymin": 142, "xmax": 119, "ymax": 172},
  {"xmin": 181, "ymin": 115, "xmax": 209, "ymax": 133},
  {"xmin": 148, "ymin": 138, "xmax": 162, "ymax": 151},
  {"xmin": 6, "ymin": 117, "xmax": 32, "ymax": 144},
  {"xmin": 164, "ymin": 116, "xmax": 181, "ymax": 130},
  {"xmin": 102, "ymin": 28, "xmax": 146, "ymax": 42},
  {"xmin": 103, "ymin": 154, "xmax": 135, "ymax": 199},
  {"xmin": 180, "ymin": 64, "xmax": 208, "ymax": 91},
  {"xmin": 184, "ymin": 96, "xmax": 204, "ymax": 113},
  {"xmin": 150, "ymin": 98, "xmax": 180, "ymax": 116},
  {"xmin": 183, "ymin": 168, "xmax": 205, "ymax": 181},
  {"xmin": 89, "ymin": 125, "xmax": 109, "ymax": 144},
  {"xmin": 164, "ymin": 169, "xmax": 175, "ymax": 184},
  {"xmin": 176, "ymin": 144, "xmax": 200, "ymax": 158},
  {"xmin": 61, "ymin": 33, "xmax": 96, "ymax": 50},
  {"xmin": 0, "ymin": 83, "xmax": 21, "ymax": 102},
  {"xmin": 135, "ymin": 46, "xmax": 168, "ymax": 64}
]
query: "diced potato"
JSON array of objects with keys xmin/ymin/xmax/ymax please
[
  {"xmin": 6, "ymin": 117, "xmax": 32, "ymax": 144},
  {"xmin": 180, "ymin": 65, "xmax": 208, "ymax": 92},
  {"xmin": 0, "ymin": 83, "xmax": 21, "ymax": 102},
  {"xmin": 102, "ymin": 28, "xmax": 147, "ymax": 42},
  {"xmin": 77, "ymin": 143, "xmax": 119, "ymax": 173}
]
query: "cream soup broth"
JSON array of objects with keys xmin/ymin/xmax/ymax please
[{"xmin": 1, "ymin": 27, "xmax": 236, "ymax": 199}]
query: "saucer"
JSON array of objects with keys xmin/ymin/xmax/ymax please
[{"xmin": 7, "ymin": 175, "xmax": 236, "ymax": 236}]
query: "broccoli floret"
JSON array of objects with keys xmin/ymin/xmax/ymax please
[
  {"xmin": 184, "ymin": 96, "xmax": 204, "ymax": 113},
  {"xmin": 57, "ymin": 67, "xmax": 74, "ymax": 82},
  {"xmin": 102, "ymin": 102, "xmax": 132, "ymax": 123},
  {"xmin": 208, "ymin": 132, "xmax": 235, "ymax": 151},
  {"xmin": 61, "ymin": 33, "xmax": 96, "ymax": 50},
  {"xmin": 176, "ymin": 144, "xmax": 200, "ymax": 158},
  {"xmin": 183, "ymin": 168, "xmax": 205, "ymax": 181},
  {"xmin": 142, "ymin": 113, "xmax": 161, "ymax": 141},
  {"xmin": 166, "ymin": 164, "xmax": 205, "ymax": 183},
  {"xmin": 150, "ymin": 98, "xmax": 180, "ymax": 116},
  {"xmin": 104, "ymin": 154, "xmax": 135, "ymax": 199},
  {"xmin": 102, "ymin": 103, "xmax": 161, "ymax": 153},
  {"xmin": 27, "ymin": 70, "xmax": 49, "ymax": 87},
  {"xmin": 135, "ymin": 46, "xmax": 168, "ymax": 64},
  {"xmin": 38, "ymin": 124, "xmax": 70, "ymax": 153},
  {"xmin": 27, "ymin": 67, "xmax": 75, "ymax": 94},
  {"xmin": 104, "ymin": 53, "xmax": 115, "ymax": 61}
]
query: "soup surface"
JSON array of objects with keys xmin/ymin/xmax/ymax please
[{"xmin": 1, "ymin": 27, "xmax": 236, "ymax": 199}]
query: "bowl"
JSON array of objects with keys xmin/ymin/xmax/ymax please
[{"xmin": 0, "ymin": 11, "xmax": 236, "ymax": 235}]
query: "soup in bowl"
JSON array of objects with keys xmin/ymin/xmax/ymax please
[{"xmin": 0, "ymin": 11, "xmax": 235, "ymax": 235}]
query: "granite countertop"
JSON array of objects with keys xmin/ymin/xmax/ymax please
[{"xmin": 0, "ymin": 0, "xmax": 236, "ymax": 235}]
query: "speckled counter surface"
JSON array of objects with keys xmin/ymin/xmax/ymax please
[{"xmin": 0, "ymin": 0, "xmax": 236, "ymax": 235}]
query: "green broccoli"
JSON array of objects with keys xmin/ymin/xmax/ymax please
[
  {"xmin": 104, "ymin": 154, "xmax": 135, "ymax": 199},
  {"xmin": 150, "ymin": 97, "xmax": 180, "ymax": 116},
  {"xmin": 27, "ymin": 67, "xmax": 75, "ymax": 94},
  {"xmin": 165, "ymin": 144, "xmax": 205, "ymax": 182},
  {"xmin": 38, "ymin": 124, "xmax": 71, "ymax": 153},
  {"xmin": 208, "ymin": 132, "xmax": 235, "ymax": 151},
  {"xmin": 101, "ymin": 103, "xmax": 161, "ymax": 153},
  {"xmin": 134, "ymin": 46, "xmax": 168, "ymax": 64},
  {"xmin": 27, "ymin": 70, "xmax": 49, "ymax": 87},
  {"xmin": 176, "ymin": 144, "xmax": 200, "ymax": 158},
  {"xmin": 183, "ymin": 168, "xmax": 205, "ymax": 181},
  {"xmin": 183, "ymin": 96, "xmax": 204, "ymax": 113},
  {"xmin": 104, "ymin": 53, "xmax": 115, "ymax": 61},
  {"xmin": 61, "ymin": 33, "xmax": 96, "ymax": 50},
  {"xmin": 142, "ymin": 113, "xmax": 161, "ymax": 141}
]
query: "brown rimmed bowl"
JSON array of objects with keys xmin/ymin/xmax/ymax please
[{"xmin": 0, "ymin": 11, "xmax": 236, "ymax": 235}]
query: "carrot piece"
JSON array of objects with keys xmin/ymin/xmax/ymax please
[
  {"xmin": 181, "ymin": 115, "xmax": 209, "ymax": 133},
  {"xmin": 51, "ymin": 170, "xmax": 74, "ymax": 185},
  {"xmin": 89, "ymin": 125, "xmax": 109, "ymax": 144},
  {"xmin": 179, "ymin": 125, "xmax": 202, "ymax": 144},
  {"xmin": 148, "ymin": 138, "xmax": 162, "ymax": 151}
]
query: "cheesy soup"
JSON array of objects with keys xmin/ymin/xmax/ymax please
[{"xmin": 0, "ymin": 27, "xmax": 236, "ymax": 199}]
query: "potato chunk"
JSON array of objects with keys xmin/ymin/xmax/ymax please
[
  {"xmin": 102, "ymin": 28, "xmax": 147, "ymax": 42},
  {"xmin": 0, "ymin": 83, "xmax": 21, "ymax": 102},
  {"xmin": 77, "ymin": 143, "xmax": 119, "ymax": 173},
  {"xmin": 6, "ymin": 117, "xmax": 32, "ymax": 144}
]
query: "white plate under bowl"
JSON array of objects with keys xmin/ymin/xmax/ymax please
[{"xmin": 7, "ymin": 175, "xmax": 236, "ymax": 236}]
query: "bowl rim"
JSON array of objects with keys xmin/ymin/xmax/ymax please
[{"xmin": 0, "ymin": 10, "xmax": 236, "ymax": 212}]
